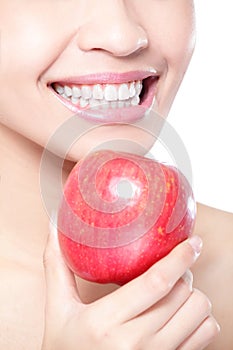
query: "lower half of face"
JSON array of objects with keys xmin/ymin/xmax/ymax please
[{"xmin": 0, "ymin": 0, "xmax": 195, "ymax": 162}]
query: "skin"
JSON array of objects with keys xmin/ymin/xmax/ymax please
[{"xmin": 0, "ymin": 0, "xmax": 232, "ymax": 349}]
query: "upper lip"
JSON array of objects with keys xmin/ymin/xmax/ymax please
[{"xmin": 48, "ymin": 70, "xmax": 159, "ymax": 86}]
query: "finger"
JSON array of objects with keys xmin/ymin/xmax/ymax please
[
  {"xmin": 153, "ymin": 288, "xmax": 213, "ymax": 349},
  {"xmin": 177, "ymin": 316, "xmax": 220, "ymax": 350},
  {"xmin": 120, "ymin": 271, "xmax": 193, "ymax": 342},
  {"xmin": 90, "ymin": 236, "xmax": 202, "ymax": 325},
  {"xmin": 43, "ymin": 214, "xmax": 81, "ymax": 308}
]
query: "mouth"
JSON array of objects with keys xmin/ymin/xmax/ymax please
[{"xmin": 48, "ymin": 72, "xmax": 159, "ymax": 123}]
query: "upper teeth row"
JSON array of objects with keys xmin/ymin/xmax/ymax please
[{"xmin": 54, "ymin": 81, "xmax": 143, "ymax": 103}]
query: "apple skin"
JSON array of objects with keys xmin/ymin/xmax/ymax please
[{"xmin": 58, "ymin": 150, "xmax": 196, "ymax": 285}]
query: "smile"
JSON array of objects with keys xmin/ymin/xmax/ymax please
[
  {"xmin": 52, "ymin": 80, "xmax": 143, "ymax": 109},
  {"xmin": 49, "ymin": 72, "xmax": 159, "ymax": 123}
]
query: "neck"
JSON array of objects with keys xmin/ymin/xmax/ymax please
[
  {"xmin": 0, "ymin": 124, "xmax": 73, "ymax": 263},
  {"xmin": 0, "ymin": 124, "xmax": 119, "ymax": 301}
]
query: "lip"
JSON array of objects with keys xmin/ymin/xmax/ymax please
[{"xmin": 49, "ymin": 71, "xmax": 159, "ymax": 123}]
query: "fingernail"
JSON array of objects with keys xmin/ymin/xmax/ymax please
[
  {"xmin": 216, "ymin": 322, "xmax": 221, "ymax": 333},
  {"xmin": 49, "ymin": 211, "xmax": 58, "ymax": 234},
  {"xmin": 182, "ymin": 269, "xmax": 193, "ymax": 290},
  {"xmin": 48, "ymin": 211, "xmax": 60, "ymax": 249},
  {"xmin": 188, "ymin": 235, "xmax": 203, "ymax": 258}
]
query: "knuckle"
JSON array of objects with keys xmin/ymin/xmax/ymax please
[
  {"xmin": 111, "ymin": 338, "xmax": 133, "ymax": 350},
  {"xmin": 82, "ymin": 307, "xmax": 103, "ymax": 342},
  {"xmin": 145, "ymin": 268, "xmax": 171, "ymax": 295},
  {"xmin": 89, "ymin": 324, "xmax": 133, "ymax": 350},
  {"xmin": 83, "ymin": 307, "xmax": 133, "ymax": 350},
  {"xmin": 177, "ymin": 244, "xmax": 195, "ymax": 265}
]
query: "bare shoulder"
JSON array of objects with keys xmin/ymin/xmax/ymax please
[
  {"xmin": 195, "ymin": 202, "xmax": 233, "ymax": 237},
  {"xmin": 192, "ymin": 203, "xmax": 233, "ymax": 349}
]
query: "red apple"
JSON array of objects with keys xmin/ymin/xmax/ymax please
[{"xmin": 57, "ymin": 150, "xmax": 196, "ymax": 285}]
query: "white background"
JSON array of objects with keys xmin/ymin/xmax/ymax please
[{"xmin": 153, "ymin": 1, "xmax": 233, "ymax": 213}]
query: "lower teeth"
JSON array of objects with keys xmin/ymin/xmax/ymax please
[{"xmin": 60, "ymin": 94, "xmax": 140, "ymax": 109}]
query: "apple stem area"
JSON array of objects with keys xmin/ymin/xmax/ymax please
[{"xmin": 116, "ymin": 180, "xmax": 134, "ymax": 199}]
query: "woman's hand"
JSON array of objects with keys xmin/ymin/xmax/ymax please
[{"xmin": 42, "ymin": 226, "xmax": 220, "ymax": 350}]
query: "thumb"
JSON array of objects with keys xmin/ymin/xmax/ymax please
[{"xmin": 43, "ymin": 212, "xmax": 82, "ymax": 309}]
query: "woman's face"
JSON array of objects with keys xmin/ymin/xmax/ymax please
[{"xmin": 0, "ymin": 0, "xmax": 195, "ymax": 160}]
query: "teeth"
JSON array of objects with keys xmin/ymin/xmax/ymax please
[
  {"xmin": 104, "ymin": 85, "xmax": 118, "ymax": 101},
  {"xmin": 136, "ymin": 81, "xmax": 143, "ymax": 94},
  {"xmin": 89, "ymin": 99, "xmax": 101, "ymax": 108},
  {"xmin": 54, "ymin": 85, "xmax": 64, "ymax": 94},
  {"xmin": 54, "ymin": 80, "xmax": 143, "ymax": 109},
  {"xmin": 118, "ymin": 84, "xmax": 130, "ymax": 101},
  {"xmin": 71, "ymin": 96, "xmax": 79, "ymax": 104},
  {"xmin": 131, "ymin": 95, "xmax": 140, "ymax": 106},
  {"xmin": 102, "ymin": 102, "xmax": 110, "ymax": 109},
  {"xmin": 111, "ymin": 101, "xmax": 117, "ymax": 109},
  {"xmin": 80, "ymin": 98, "xmax": 89, "ymax": 108},
  {"xmin": 81, "ymin": 86, "xmax": 92, "ymax": 100},
  {"xmin": 64, "ymin": 85, "xmax": 72, "ymax": 97},
  {"xmin": 129, "ymin": 82, "xmax": 136, "ymax": 98},
  {"xmin": 93, "ymin": 84, "xmax": 104, "ymax": 100},
  {"xmin": 72, "ymin": 86, "xmax": 81, "ymax": 98},
  {"xmin": 118, "ymin": 101, "xmax": 125, "ymax": 108}
]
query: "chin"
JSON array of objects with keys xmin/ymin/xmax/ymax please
[{"xmin": 66, "ymin": 129, "xmax": 156, "ymax": 163}]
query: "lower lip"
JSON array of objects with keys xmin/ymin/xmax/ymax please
[{"xmin": 51, "ymin": 79, "xmax": 158, "ymax": 124}]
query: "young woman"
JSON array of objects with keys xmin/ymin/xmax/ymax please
[{"xmin": 0, "ymin": 1, "xmax": 232, "ymax": 349}]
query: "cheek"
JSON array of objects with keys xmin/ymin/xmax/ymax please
[
  {"xmin": 145, "ymin": 3, "xmax": 195, "ymax": 115},
  {"xmin": 145, "ymin": 2, "xmax": 195, "ymax": 70},
  {"xmin": 0, "ymin": 18, "xmax": 52, "ymax": 133},
  {"xmin": 1, "ymin": 17, "xmax": 65, "ymax": 80},
  {"xmin": 163, "ymin": 26, "xmax": 195, "ymax": 73},
  {"xmin": 0, "ymin": 7, "xmax": 72, "ymax": 143},
  {"xmin": 159, "ymin": 8, "xmax": 195, "ymax": 71}
]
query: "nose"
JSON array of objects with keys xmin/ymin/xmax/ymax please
[{"xmin": 75, "ymin": 0, "xmax": 149, "ymax": 57}]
